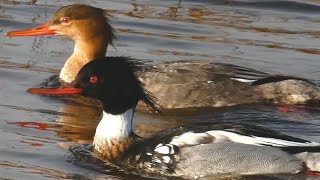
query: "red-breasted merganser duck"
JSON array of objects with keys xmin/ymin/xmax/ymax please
[
  {"xmin": 27, "ymin": 57, "xmax": 320, "ymax": 178},
  {"xmin": 7, "ymin": 5, "xmax": 320, "ymax": 109}
]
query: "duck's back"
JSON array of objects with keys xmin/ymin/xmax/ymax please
[
  {"xmin": 117, "ymin": 123, "xmax": 320, "ymax": 178},
  {"xmin": 137, "ymin": 61, "xmax": 268, "ymax": 109},
  {"xmin": 137, "ymin": 60, "xmax": 320, "ymax": 109}
]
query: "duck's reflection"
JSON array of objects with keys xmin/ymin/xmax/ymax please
[
  {"xmin": 54, "ymin": 96, "xmax": 185, "ymax": 144},
  {"xmin": 54, "ymin": 96, "xmax": 102, "ymax": 144}
]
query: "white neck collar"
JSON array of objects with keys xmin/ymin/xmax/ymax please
[{"xmin": 93, "ymin": 108, "xmax": 134, "ymax": 149}]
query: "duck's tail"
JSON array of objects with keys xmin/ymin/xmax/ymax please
[
  {"xmin": 295, "ymin": 152, "xmax": 320, "ymax": 172},
  {"xmin": 253, "ymin": 77, "xmax": 320, "ymax": 105}
]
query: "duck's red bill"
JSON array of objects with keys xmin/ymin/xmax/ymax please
[
  {"xmin": 27, "ymin": 88, "xmax": 82, "ymax": 95},
  {"xmin": 5, "ymin": 23, "xmax": 56, "ymax": 36}
]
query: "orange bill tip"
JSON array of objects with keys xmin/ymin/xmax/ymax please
[
  {"xmin": 5, "ymin": 23, "xmax": 56, "ymax": 36},
  {"xmin": 27, "ymin": 87, "xmax": 82, "ymax": 95}
]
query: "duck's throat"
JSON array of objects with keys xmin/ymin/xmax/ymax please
[
  {"xmin": 60, "ymin": 39, "xmax": 107, "ymax": 83},
  {"xmin": 93, "ymin": 108, "xmax": 134, "ymax": 159}
]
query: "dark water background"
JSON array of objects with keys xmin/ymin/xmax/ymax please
[{"xmin": 1, "ymin": 0, "xmax": 320, "ymax": 179}]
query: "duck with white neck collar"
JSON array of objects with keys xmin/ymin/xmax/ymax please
[
  {"xmin": 27, "ymin": 57, "xmax": 320, "ymax": 178},
  {"xmin": 7, "ymin": 4, "xmax": 320, "ymax": 110}
]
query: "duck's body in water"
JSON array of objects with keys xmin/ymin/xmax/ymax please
[
  {"xmin": 6, "ymin": 4, "xmax": 320, "ymax": 109},
  {"xmin": 27, "ymin": 57, "xmax": 320, "ymax": 178}
]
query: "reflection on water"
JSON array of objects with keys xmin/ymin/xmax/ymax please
[{"xmin": 1, "ymin": 0, "xmax": 320, "ymax": 179}]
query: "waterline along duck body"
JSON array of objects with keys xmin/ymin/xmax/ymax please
[
  {"xmin": 7, "ymin": 5, "xmax": 320, "ymax": 109},
  {"xmin": 27, "ymin": 57, "xmax": 320, "ymax": 178}
]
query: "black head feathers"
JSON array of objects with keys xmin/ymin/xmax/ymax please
[{"xmin": 74, "ymin": 57, "xmax": 159, "ymax": 114}]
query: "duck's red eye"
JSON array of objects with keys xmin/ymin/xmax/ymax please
[
  {"xmin": 60, "ymin": 17, "xmax": 70, "ymax": 24},
  {"xmin": 90, "ymin": 76, "xmax": 98, "ymax": 83}
]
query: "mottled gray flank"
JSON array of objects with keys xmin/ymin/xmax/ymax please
[
  {"xmin": 174, "ymin": 142, "xmax": 303, "ymax": 178},
  {"xmin": 137, "ymin": 61, "xmax": 320, "ymax": 109},
  {"xmin": 137, "ymin": 61, "xmax": 263, "ymax": 109}
]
